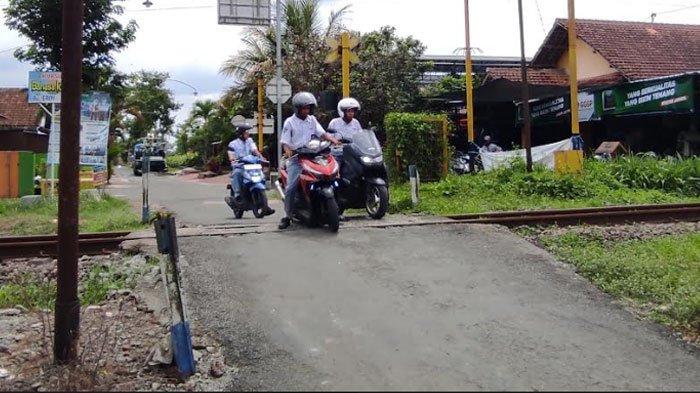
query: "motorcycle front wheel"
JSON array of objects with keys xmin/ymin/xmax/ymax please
[
  {"xmin": 366, "ymin": 184, "xmax": 388, "ymax": 219},
  {"xmin": 325, "ymin": 197, "xmax": 340, "ymax": 232},
  {"xmin": 251, "ymin": 189, "xmax": 267, "ymax": 219}
]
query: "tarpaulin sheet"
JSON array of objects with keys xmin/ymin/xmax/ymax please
[{"xmin": 480, "ymin": 138, "xmax": 573, "ymax": 171}]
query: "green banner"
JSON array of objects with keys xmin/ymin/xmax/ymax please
[{"xmin": 602, "ymin": 75, "xmax": 695, "ymax": 116}]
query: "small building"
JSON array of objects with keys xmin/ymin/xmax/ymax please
[
  {"xmin": 0, "ymin": 88, "xmax": 48, "ymax": 153},
  {"xmin": 475, "ymin": 19, "xmax": 700, "ymax": 155}
]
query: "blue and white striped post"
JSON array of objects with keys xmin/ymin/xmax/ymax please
[{"xmin": 154, "ymin": 215, "xmax": 195, "ymax": 377}]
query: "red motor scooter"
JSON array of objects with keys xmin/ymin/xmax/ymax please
[{"xmin": 275, "ymin": 138, "xmax": 341, "ymax": 232}]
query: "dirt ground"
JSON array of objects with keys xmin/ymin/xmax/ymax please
[{"xmin": 0, "ymin": 254, "xmax": 236, "ymax": 392}]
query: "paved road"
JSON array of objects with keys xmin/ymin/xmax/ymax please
[
  {"xmin": 180, "ymin": 225, "xmax": 699, "ymax": 391},
  {"xmin": 108, "ymin": 166, "xmax": 282, "ymax": 226},
  {"xmin": 111, "ymin": 166, "xmax": 699, "ymax": 390}
]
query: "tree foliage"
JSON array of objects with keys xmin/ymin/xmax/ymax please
[
  {"xmin": 351, "ymin": 26, "xmax": 428, "ymax": 131},
  {"xmin": 121, "ymin": 71, "xmax": 180, "ymax": 144},
  {"xmin": 4, "ymin": 0, "xmax": 137, "ymax": 89}
]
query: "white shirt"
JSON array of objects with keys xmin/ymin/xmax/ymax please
[
  {"xmin": 280, "ymin": 114, "xmax": 326, "ymax": 150},
  {"xmin": 228, "ymin": 138, "xmax": 257, "ymax": 167},
  {"xmin": 328, "ymin": 117, "xmax": 362, "ymax": 141}
]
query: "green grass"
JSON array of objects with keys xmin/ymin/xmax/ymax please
[
  {"xmin": 539, "ymin": 232, "xmax": 700, "ymax": 331},
  {"xmin": 390, "ymin": 157, "xmax": 700, "ymax": 215},
  {"xmin": 0, "ymin": 194, "xmax": 145, "ymax": 236}
]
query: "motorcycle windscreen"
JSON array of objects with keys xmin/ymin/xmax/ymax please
[{"xmin": 351, "ymin": 130, "xmax": 382, "ymax": 157}]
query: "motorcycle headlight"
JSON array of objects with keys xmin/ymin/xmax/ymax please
[{"xmin": 361, "ymin": 156, "xmax": 383, "ymax": 164}]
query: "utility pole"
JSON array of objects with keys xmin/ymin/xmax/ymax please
[
  {"xmin": 463, "ymin": 0, "xmax": 475, "ymax": 144},
  {"xmin": 275, "ymin": 0, "xmax": 283, "ymax": 168},
  {"xmin": 257, "ymin": 74, "xmax": 264, "ymax": 150},
  {"xmin": 568, "ymin": 0, "xmax": 580, "ymax": 137},
  {"xmin": 517, "ymin": 0, "xmax": 533, "ymax": 172},
  {"xmin": 54, "ymin": 0, "xmax": 83, "ymax": 363},
  {"xmin": 341, "ymin": 32, "xmax": 351, "ymax": 98}
]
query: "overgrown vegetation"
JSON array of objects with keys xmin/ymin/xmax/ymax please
[
  {"xmin": 538, "ymin": 232, "xmax": 700, "ymax": 332},
  {"xmin": 0, "ymin": 194, "xmax": 144, "ymax": 236},
  {"xmin": 384, "ymin": 113, "xmax": 450, "ymax": 182},
  {"xmin": 390, "ymin": 155, "xmax": 700, "ymax": 215},
  {"xmin": 165, "ymin": 151, "xmax": 200, "ymax": 169}
]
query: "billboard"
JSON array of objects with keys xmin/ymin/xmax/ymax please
[
  {"xmin": 601, "ymin": 75, "xmax": 695, "ymax": 116},
  {"xmin": 218, "ymin": 0, "xmax": 271, "ymax": 26},
  {"xmin": 48, "ymin": 92, "xmax": 112, "ymax": 168},
  {"xmin": 28, "ymin": 71, "xmax": 61, "ymax": 104}
]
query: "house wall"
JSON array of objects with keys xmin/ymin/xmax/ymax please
[{"xmin": 556, "ymin": 38, "xmax": 618, "ymax": 80}]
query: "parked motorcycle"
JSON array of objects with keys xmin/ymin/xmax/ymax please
[
  {"xmin": 451, "ymin": 142, "xmax": 484, "ymax": 174},
  {"xmin": 275, "ymin": 138, "xmax": 341, "ymax": 232},
  {"xmin": 330, "ymin": 128, "xmax": 389, "ymax": 219},
  {"xmin": 225, "ymin": 155, "xmax": 273, "ymax": 219}
]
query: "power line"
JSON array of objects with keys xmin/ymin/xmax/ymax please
[
  {"xmin": 123, "ymin": 5, "xmax": 214, "ymax": 13},
  {"xmin": 533, "ymin": 0, "xmax": 547, "ymax": 36},
  {"xmin": 656, "ymin": 3, "xmax": 700, "ymax": 14}
]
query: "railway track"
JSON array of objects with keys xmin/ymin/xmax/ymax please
[
  {"xmin": 0, "ymin": 203, "xmax": 698, "ymax": 258},
  {"xmin": 0, "ymin": 231, "xmax": 131, "ymax": 259},
  {"xmin": 445, "ymin": 203, "xmax": 700, "ymax": 227}
]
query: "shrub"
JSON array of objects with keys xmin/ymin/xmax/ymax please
[
  {"xmin": 165, "ymin": 152, "xmax": 201, "ymax": 168},
  {"xmin": 607, "ymin": 154, "xmax": 699, "ymax": 196},
  {"xmin": 384, "ymin": 113, "xmax": 450, "ymax": 182}
]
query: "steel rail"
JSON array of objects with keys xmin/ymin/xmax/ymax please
[{"xmin": 446, "ymin": 203, "xmax": 700, "ymax": 227}]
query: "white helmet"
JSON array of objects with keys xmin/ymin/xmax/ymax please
[{"xmin": 337, "ymin": 97, "xmax": 361, "ymax": 117}]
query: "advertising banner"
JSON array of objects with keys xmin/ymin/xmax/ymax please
[
  {"xmin": 47, "ymin": 92, "xmax": 112, "ymax": 168},
  {"xmin": 602, "ymin": 75, "xmax": 695, "ymax": 116},
  {"xmin": 522, "ymin": 91, "xmax": 601, "ymax": 124},
  {"xmin": 27, "ymin": 71, "xmax": 61, "ymax": 104}
]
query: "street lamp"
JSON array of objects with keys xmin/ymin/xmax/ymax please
[{"xmin": 166, "ymin": 78, "xmax": 199, "ymax": 96}]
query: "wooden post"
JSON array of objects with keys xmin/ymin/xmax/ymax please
[
  {"xmin": 568, "ymin": 0, "xmax": 580, "ymax": 135},
  {"xmin": 517, "ymin": 0, "xmax": 533, "ymax": 172},
  {"xmin": 341, "ymin": 32, "xmax": 351, "ymax": 98},
  {"xmin": 54, "ymin": 0, "xmax": 83, "ymax": 364},
  {"xmin": 463, "ymin": 0, "xmax": 475, "ymax": 144}
]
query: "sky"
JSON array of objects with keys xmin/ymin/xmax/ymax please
[{"xmin": 1, "ymin": 0, "xmax": 699, "ymax": 127}]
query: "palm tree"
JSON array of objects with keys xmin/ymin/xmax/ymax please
[{"xmin": 220, "ymin": 0, "xmax": 350, "ymax": 90}]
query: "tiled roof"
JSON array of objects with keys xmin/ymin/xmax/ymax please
[
  {"xmin": 0, "ymin": 88, "xmax": 41, "ymax": 129},
  {"xmin": 484, "ymin": 67, "xmax": 569, "ymax": 86},
  {"xmin": 532, "ymin": 19, "xmax": 700, "ymax": 80},
  {"xmin": 484, "ymin": 67, "xmax": 625, "ymax": 89}
]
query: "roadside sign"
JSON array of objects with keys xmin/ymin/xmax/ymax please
[
  {"xmin": 266, "ymin": 77, "xmax": 292, "ymax": 104},
  {"xmin": 231, "ymin": 114, "xmax": 273, "ymax": 134},
  {"xmin": 28, "ymin": 71, "xmax": 61, "ymax": 104},
  {"xmin": 249, "ymin": 115, "xmax": 274, "ymax": 134},
  {"xmin": 48, "ymin": 92, "xmax": 112, "ymax": 167},
  {"xmin": 218, "ymin": 0, "xmax": 271, "ymax": 26},
  {"xmin": 230, "ymin": 114, "xmax": 246, "ymax": 125}
]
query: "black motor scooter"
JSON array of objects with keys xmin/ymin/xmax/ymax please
[{"xmin": 331, "ymin": 128, "xmax": 389, "ymax": 219}]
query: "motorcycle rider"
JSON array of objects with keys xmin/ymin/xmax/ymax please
[
  {"xmin": 278, "ymin": 92, "xmax": 340, "ymax": 230},
  {"xmin": 328, "ymin": 97, "xmax": 362, "ymax": 141},
  {"xmin": 225, "ymin": 123, "xmax": 275, "ymax": 215},
  {"xmin": 481, "ymin": 135, "xmax": 503, "ymax": 153}
]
